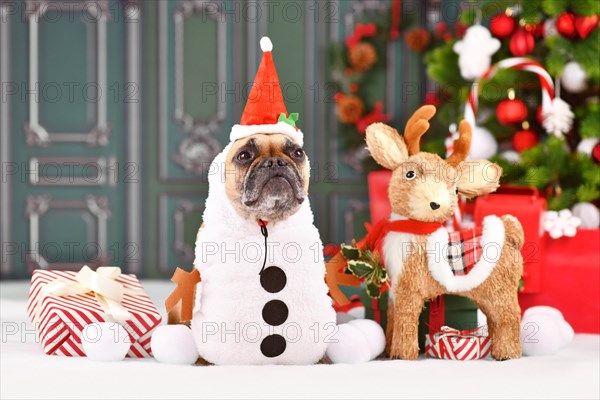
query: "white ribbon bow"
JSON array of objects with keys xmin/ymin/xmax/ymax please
[{"xmin": 34, "ymin": 266, "xmax": 140, "ymax": 325}]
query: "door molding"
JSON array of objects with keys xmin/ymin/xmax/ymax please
[
  {"xmin": 125, "ymin": 0, "xmax": 142, "ymax": 273},
  {"xmin": 25, "ymin": 194, "xmax": 111, "ymax": 271},
  {"xmin": 159, "ymin": 0, "xmax": 225, "ymax": 179},
  {"xmin": 0, "ymin": 1, "xmax": 12, "ymax": 274},
  {"xmin": 23, "ymin": 0, "xmax": 111, "ymax": 147}
]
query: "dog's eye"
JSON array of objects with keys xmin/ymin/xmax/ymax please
[
  {"xmin": 292, "ymin": 148, "xmax": 305, "ymax": 159},
  {"xmin": 405, "ymin": 171, "xmax": 416, "ymax": 180},
  {"xmin": 455, "ymin": 187, "xmax": 459, "ymax": 195},
  {"xmin": 236, "ymin": 151, "xmax": 253, "ymax": 162}
]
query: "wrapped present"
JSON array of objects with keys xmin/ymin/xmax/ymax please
[
  {"xmin": 474, "ymin": 186, "xmax": 547, "ymax": 293},
  {"xmin": 425, "ymin": 326, "xmax": 491, "ymax": 360},
  {"xmin": 519, "ymin": 229, "xmax": 600, "ymax": 333},
  {"xmin": 27, "ymin": 266, "xmax": 162, "ymax": 357}
]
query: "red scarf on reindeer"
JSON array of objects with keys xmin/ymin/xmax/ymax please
[{"xmin": 358, "ymin": 218, "xmax": 444, "ymax": 253}]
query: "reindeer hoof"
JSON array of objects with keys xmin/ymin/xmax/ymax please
[
  {"xmin": 492, "ymin": 349, "xmax": 522, "ymax": 361},
  {"xmin": 389, "ymin": 347, "xmax": 419, "ymax": 360}
]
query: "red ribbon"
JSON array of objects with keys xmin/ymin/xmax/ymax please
[
  {"xmin": 390, "ymin": 0, "xmax": 401, "ymax": 39},
  {"xmin": 346, "ymin": 23, "xmax": 377, "ymax": 48},
  {"xmin": 355, "ymin": 101, "xmax": 391, "ymax": 133}
]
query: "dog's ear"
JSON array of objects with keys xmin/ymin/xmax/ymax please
[
  {"xmin": 365, "ymin": 123, "xmax": 408, "ymax": 170},
  {"xmin": 456, "ymin": 160, "xmax": 502, "ymax": 198}
]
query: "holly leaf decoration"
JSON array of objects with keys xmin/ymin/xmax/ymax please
[
  {"xmin": 340, "ymin": 243, "xmax": 360, "ymax": 260},
  {"xmin": 278, "ymin": 112, "xmax": 299, "ymax": 128},
  {"xmin": 377, "ymin": 268, "xmax": 388, "ymax": 284},
  {"xmin": 345, "ymin": 260, "xmax": 373, "ymax": 278},
  {"xmin": 365, "ymin": 281, "xmax": 381, "ymax": 299}
]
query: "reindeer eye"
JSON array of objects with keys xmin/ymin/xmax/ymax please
[{"xmin": 405, "ymin": 171, "xmax": 416, "ymax": 180}]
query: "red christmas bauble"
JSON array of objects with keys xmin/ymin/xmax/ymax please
[
  {"xmin": 497, "ymin": 98, "xmax": 528, "ymax": 125},
  {"xmin": 592, "ymin": 142, "xmax": 600, "ymax": 165},
  {"xmin": 513, "ymin": 130, "xmax": 539, "ymax": 152},
  {"xmin": 556, "ymin": 12, "xmax": 577, "ymax": 38},
  {"xmin": 490, "ymin": 14, "xmax": 516, "ymax": 39},
  {"xmin": 575, "ymin": 15, "xmax": 599, "ymax": 39},
  {"xmin": 509, "ymin": 28, "xmax": 535, "ymax": 56}
]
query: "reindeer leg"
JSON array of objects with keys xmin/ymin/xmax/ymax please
[
  {"xmin": 477, "ymin": 290, "xmax": 522, "ymax": 360},
  {"xmin": 385, "ymin": 299, "xmax": 394, "ymax": 357},
  {"xmin": 389, "ymin": 292, "xmax": 424, "ymax": 360},
  {"xmin": 492, "ymin": 291, "xmax": 522, "ymax": 360}
]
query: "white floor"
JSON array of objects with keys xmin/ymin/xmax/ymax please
[{"xmin": 2, "ymin": 281, "xmax": 599, "ymax": 399}]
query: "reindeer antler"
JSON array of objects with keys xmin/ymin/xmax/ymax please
[
  {"xmin": 404, "ymin": 105, "xmax": 436, "ymax": 155},
  {"xmin": 446, "ymin": 120, "xmax": 472, "ymax": 166}
]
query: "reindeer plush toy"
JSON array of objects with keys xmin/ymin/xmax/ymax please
[{"xmin": 364, "ymin": 105, "xmax": 524, "ymax": 361}]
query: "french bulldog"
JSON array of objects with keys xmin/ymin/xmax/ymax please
[{"xmin": 188, "ymin": 133, "xmax": 335, "ymax": 365}]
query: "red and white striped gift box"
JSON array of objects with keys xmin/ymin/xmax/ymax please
[
  {"xmin": 424, "ymin": 326, "xmax": 491, "ymax": 360},
  {"xmin": 27, "ymin": 269, "xmax": 162, "ymax": 357}
]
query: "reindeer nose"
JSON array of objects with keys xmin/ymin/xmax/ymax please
[{"xmin": 430, "ymin": 202, "xmax": 440, "ymax": 210}]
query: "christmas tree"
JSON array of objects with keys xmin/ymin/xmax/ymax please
[{"xmin": 424, "ymin": 0, "xmax": 600, "ymax": 211}]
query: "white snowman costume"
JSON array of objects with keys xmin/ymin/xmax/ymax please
[{"xmin": 190, "ymin": 37, "xmax": 335, "ymax": 365}]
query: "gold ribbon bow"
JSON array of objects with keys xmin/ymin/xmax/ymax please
[{"xmin": 34, "ymin": 266, "xmax": 140, "ymax": 325}]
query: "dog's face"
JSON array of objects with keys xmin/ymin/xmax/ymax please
[{"xmin": 225, "ymin": 134, "xmax": 309, "ymax": 222}]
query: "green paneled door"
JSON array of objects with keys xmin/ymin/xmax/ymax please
[
  {"xmin": 1, "ymin": 0, "xmax": 425, "ymax": 278},
  {"xmin": 1, "ymin": 0, "xmax": 142, "ymax": 277}
]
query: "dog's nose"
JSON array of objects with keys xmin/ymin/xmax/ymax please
[
  {"xmin": 430, "ymin": 202, "xmax": 440, "ymax": 210},
  {"xmin": 261, "ymin": 157, "xmax": 288, "ymax": 168}
]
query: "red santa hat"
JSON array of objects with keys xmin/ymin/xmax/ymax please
[{"xmin": 230, "ymin": 37, "xmax": 304, "ymax": 146}]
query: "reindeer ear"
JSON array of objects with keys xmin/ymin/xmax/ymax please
[
  {"xmin": 457, "ymin": 160, "xmax": 502, "ymax": 198},
  {"xmin": 365, "ymin": 123, "xmax": 408, "ymax": 170}
]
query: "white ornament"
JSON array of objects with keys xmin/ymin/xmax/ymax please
[
  {"xmin": 453, "ymin": 25, "xmax": 501, "ymax": 81},
  {"xmin": 521, "ymin": 306, "xmax": 574, "ymax": 356},
  {"xmin": 543, "ymin": 18, "xmax": 558, "ymax": 38},
  {"xmin": 326, "ymin": 319, "xmax": 385, "ymax": 363},
  {"xmin": 470, "ymin": 126, "xmax": 498, "ymax": 159},
  {"xmin": 500, "ymin": 150, "xmax": 520, "ymax": 163},
  {"xmin": 572, "ymin": 202, "xmax": 600, "ymax": 229},
  {"xmin": 523, "ymin": 305, "xmax": 565, "ymax": 321},
  {"xmin": 347, "ymin": 319, "xmax": 386, "ymax": 359},
  {"xmin": 561, "ymin": 61, "xmax": 588, "ymax": 93},
  {"xmin": 446, "ymin": 125, "xmax": 497, "ymax": 159},
  {"xmin": 151, "ymin": 325, "xmax": 199, "ymax": 365},
  {"xmin": 542, "ymin": 209, "xmax": 582, "ymax": 239},
  {"xmin": 81, "ymin": 322, "xmax": 131, "ymax": 362},
  {"xmin": 542, "ymin": 97, "xmax": 574, "ymax": 137},
  {"xmin": 576, "ymin": 138, "xmax": 600, "ymax": 156},
  {"xmin": 326, "ymin": 323, "xmax": 372, "ymax": 364}
]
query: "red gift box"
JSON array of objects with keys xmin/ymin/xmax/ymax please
[
  {"xmin": 424, "ymin": 326, "xmax": 491, "ymax": 360},
  {"xmin": 368, "ymin": 170, "xmax": 393, "ymax": 223},
  {"xmin": 519, "ymin": 230, "xmax": 600, "ymax": 333},
  {"xmin": 27, "ymin": 267, "xmax": 162, "ymax": 357},
  {"xmin": 474, "ymin": 186, "xmax": 547, "ymax": 293}
]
